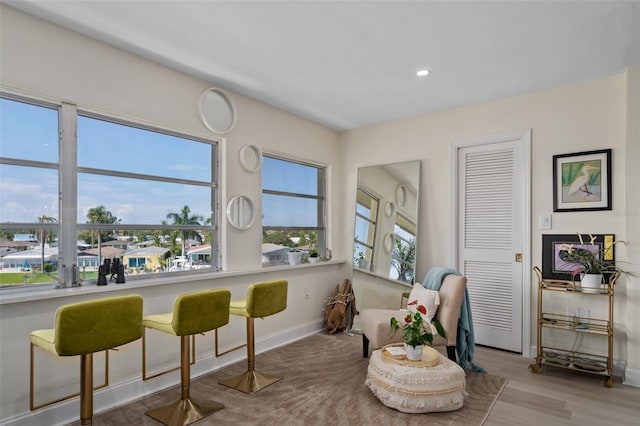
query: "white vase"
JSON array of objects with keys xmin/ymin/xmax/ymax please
[
  {"xmin": 287, "ymin": 251, "xmax": 302, "ymax": 265},
  {"xmin": 357, "ymin": 259, "xmax": 370, "ymax": 270},
  {"xmin": 308, "ymin": 256, "xmax": 319, "ymax": 264},
  {"xmin": 405, "ymin": 344, "xmax": 423, "ymax": 361},
  {"xmin": 581, "ymin": 273, "xmax": 603, "ymax": 293}
]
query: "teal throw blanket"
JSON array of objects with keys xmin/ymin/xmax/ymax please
[{"xmin": 423, "ymin": 266, "xmax": 485, "ymax": 373}]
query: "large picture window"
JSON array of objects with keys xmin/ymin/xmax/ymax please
[
  {"xmin": 77, "ymin": 113, "xmax": 218, "ymax": 277},
  {"xmin": 0, "ymin": 94, "xmax": 220, "ymax": 289},
  {"xmin": 0, "ymin": 96, "xmax": 60, "ymax": 286},
  {"xmin": 262, "ymin": 154, "xmax": 326, "ymax": 265}
]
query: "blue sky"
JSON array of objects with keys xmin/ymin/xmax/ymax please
[
  {"xmin": 1, "ymin": 97, "xmax": 320, "ymax": 227},
  {"xmin": 262, "ymin": 156, "xmax": 319, "ymax": 227}
]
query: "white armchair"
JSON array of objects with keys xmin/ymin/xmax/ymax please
[{"xmin": 360, "ymin": 274, "xmax": 467, "ymax": 361}]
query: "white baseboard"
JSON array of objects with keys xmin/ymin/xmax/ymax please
[
  {"xmin": 623, "ymin": 366, "xmax": 640, "ymax": 387},
  {"xmin": 1, "ymin": 321, "xmax": 324, "ymax": 426}
]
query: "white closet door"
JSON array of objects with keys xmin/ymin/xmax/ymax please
[{"xmin": 455, "ymin": 132, "xmax": 529, "ymax": 353}]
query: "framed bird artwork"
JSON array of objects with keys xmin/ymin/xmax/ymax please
[{"xmin": 553, "ymin": 149, "xmax": 612, "ymax": 212}]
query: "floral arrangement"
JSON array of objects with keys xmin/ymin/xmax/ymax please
[
  {"xmin": 389, "ymin": 301, "xmax": 446, "ymax": 348},
  {"xmin": 558, "ymin": 233, "xmax": 628, "ymax": 278}
]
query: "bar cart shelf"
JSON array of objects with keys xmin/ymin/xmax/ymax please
[{"xmin": 530, "ymin": 266, "xmax": 618, "ymax": 387}]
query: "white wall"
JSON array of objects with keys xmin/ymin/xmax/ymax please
[
  {"xmin": 339, "ymin": 72, "xmax": 638, "ymax": 383},
  {"xmin": 0, "ymin": 6, "xmax": 350, "ymax": 424},
  {"xmin": 1, "ymin": 5, "xmax": 639, "ymax": 424},
  {"xmin": 624, "ymin": 65, "xmax": 640, "ymax": 385}
]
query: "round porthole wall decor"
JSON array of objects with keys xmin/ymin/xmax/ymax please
[
  {"xmin": 395, "ymin": 184, "xmax": 407, "ymax": 207},
  {"xmin": 226, "ymin": 195, "xmax": 255, "ymax": 230},
  {"xmin": 198, "ymin": 87, "xmax": 237, "ymax": 135},
  {"xmin": 383, "ymin": 233, "xmax": 396, "ymax": 254},
  {"xmin": 239, "ymin": 144, "xmax": 263, "ymax": 172},
  {"xmin": 384, "ymin": 201, "xmax": 396, "ymax": 218}
]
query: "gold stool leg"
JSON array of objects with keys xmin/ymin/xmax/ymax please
[
  {"xmin": 219, "ymin": 317, "xmax": 282, "ymax": 394},
  {"xmin": 146, "ymin": 335, "xmax": 224, "ymax": 426},
  {"xmin": 80, "ymin": 353, "xmax": 93, "ymax": 425},
  {"xmin": 143, "ymin": 329, "xmax": 196, "ymax": 381},
  {"xmin": 30, "ymin": 343, "xmax": 109, "ymax": 411}
]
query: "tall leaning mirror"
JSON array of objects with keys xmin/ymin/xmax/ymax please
[{"xmin": 352, "ymin": 160, "xmax": 420, "ymax": 309}]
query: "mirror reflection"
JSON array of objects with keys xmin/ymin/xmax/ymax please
[{"xmin": 353, "ymin": 160, "xmax": 420, "ymax": 284}]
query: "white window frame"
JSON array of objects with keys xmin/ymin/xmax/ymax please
[
  {"xmin": 353, "ymin": 186, "xmax": 379, "ymax": 271},
  {"xmin": 0, "ymin": 92, "xmax": 222, "ymax": 289},
  {"xmin": 391, "ymin": 211, "xmax": 417, "ymax": 283},
  {"xmin": 261, "ymin": 152, "xmax": 327, "ymax": 265}
]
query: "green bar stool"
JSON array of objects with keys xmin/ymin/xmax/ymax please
[
  {"xmin": 143, "ymin": 288, "xmax": 231, "ymax": 426},
  {"xmin": 219, "ymin": 279, "xmax": 288, "ymax": 394},
  {"xmin": 29, "ymin": 294, "xmax": 144, "ymax": 425}
]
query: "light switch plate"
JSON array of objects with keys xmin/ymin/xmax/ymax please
[{"xmin": 539, "ymin": 214, "xmax": 552, "ymax": 230}]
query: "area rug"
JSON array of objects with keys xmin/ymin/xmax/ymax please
[{"xmin": 89, "ymin": 332, "xmax": 507, "ymax": 425}]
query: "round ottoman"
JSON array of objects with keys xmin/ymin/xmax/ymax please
[{"xmin": 365, "ymin": 346, "xmax": 466, "ymax": 413}]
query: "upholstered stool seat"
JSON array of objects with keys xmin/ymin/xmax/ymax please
[
  {"xmin": 219, "ymin": 279, "xmax": 288, "ymax": 394},
  {"xmin": 30, "ymin": 294, "xmax": 143, "ymax": 425},
  {"xmin": 366, "ymin": 348, "xmax": 466, "ymax": 413},
  {"xmin": 143, "ymin": 288, "xmax": 231, "ymax": 426},
  {"xmin": 30, "ymin": 329, "xmax": 56, "ymax": 353}
]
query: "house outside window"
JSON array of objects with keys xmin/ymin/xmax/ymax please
[
  {"xmin": 127, "ymin": 257, "xmax": 147, "ymax": 269},
  {"xmin": 262, "ymin": 154, "xmax": 326, "ymax": 265},
  {"xmin": 0, "ymin": 94, "xmax": 220, "ymax": 289}
]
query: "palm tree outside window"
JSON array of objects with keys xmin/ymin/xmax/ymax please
[
  {"xmin": 36, "ymin": 215, "xmax": 57, "ymax": 273},
  {"xmin": 166, "ymin": 205, "xmax": 204, "ymax": 258},
  {"xmin": 390, "ymin": 212, "xmax": 416, "ymax": 283}
]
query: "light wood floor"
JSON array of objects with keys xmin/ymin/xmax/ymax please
[{"xmin": 474, "ymin": 345, "xmax": 640, "ymax": 425}]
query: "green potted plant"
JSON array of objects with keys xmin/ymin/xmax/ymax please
[
  {"xmin": 308, "ymin": 247, "xmax": 319, "ymax": 263},
  {"xmin": 389, "ymin": 301, "xmax": 446, "ymax": 360},
  {"xmin": 558, "ymin": 234, "xmax": 629, "ymax": 293},
  {"xmin": 355, "ymin": 251, "xmax": 369, "ymax": 270},
  {"xmin": 305, "ymin": 237, "xmax": 319, "ymax": 263}
]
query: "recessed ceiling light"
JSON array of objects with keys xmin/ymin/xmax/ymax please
[{"xmin": 416, "ymin": 69, "xmax": 430, "ymax": 77}]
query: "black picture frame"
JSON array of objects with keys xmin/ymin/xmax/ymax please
[
  {"xmin": 553, "ymin": 149, "xmax": 612, "ymax": 212},
  {"xmin": 542, "ymin": 234, "xmax": 616, "ymax": 281}
]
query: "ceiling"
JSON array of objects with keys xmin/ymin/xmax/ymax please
[{"xmin": 6, "ymin": 1, "xmax": 640, "ymax": 132}]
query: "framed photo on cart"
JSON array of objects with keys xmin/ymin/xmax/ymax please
[
  {"xmin": 553, "ymin": 149, "xmax": 611, "ymax": 212},
  {"xmin": 542, "ymin": 233, "xmax": 616, "ymax": 280}
]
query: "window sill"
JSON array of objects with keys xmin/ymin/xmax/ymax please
[
  {"xmin": 0, "ymin": 259, "xmax": 346, "ymax": 305},
  {"xmin": 353, "ymin": 266, "xmax": 413, "ymax": 288},
  {"xmin": 261, "ymin": 259, "xmax": 340, "ymax": 272}
]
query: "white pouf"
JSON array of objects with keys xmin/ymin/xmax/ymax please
[{"xmin": 365, "ymin": 348, "xmax": 466, "ymax": 414}]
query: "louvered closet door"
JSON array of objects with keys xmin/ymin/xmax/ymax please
[{"xmin": 458, "ymin": 140, "xmax": 523, "ymax": 352}]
